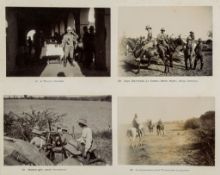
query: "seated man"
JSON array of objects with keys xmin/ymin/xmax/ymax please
[{"xmin": 30, "ymin": 127, "xmax": 46, "ymax": 150}]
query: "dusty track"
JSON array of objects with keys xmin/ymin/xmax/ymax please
[{"xmin": 119, "ymin": 122, "xmax": 198, "ymax": 165}]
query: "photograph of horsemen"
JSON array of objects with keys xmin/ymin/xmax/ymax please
[
  {"xmin": 118, "ymin": 97, "xmax": 215, "ymax": 165},
  {"xmin": 4, "ymin": 95, "xmax": 112, "ymax": 165},
  {"xmin": 118, "ymin": 7, "xmax": 212, "ymax": 76},
  {"xmin": 6, "ymin": 7, "xmax": 110, "ymax": 77}
]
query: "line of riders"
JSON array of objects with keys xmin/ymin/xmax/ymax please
[
  {"xmin": 29, "ymin": 118, "xmax": 104, "ymax": 165},
  {"xmin": 127, "ymin": 25, "xmax": 204, "ymax": 73},
  {"xmin": 132, "ymin": 113, "xmax": 165, "ymax": 137}
]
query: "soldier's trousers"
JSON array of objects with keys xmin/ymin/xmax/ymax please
[
  {"xmin": 194, "ymin": 54, "xmax": 203, "ymax": 70},
  {"xmin": 184, "ymin": 55, "xmax": 192, "ymax": 70},
  {"xmin": 64, "ymin": 46, "xmax": 74, "ymax": 62}
]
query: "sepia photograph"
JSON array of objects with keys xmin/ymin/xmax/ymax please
[
  {"xmin": 118, "ymin": 7, "xmax": 212, "ymax": 76},
  {"xmin": 4, "ymin": 95, "xmax": 112, "ymax": 165},
  {"xmin": 6, "ymin": 7, "xmax": 110, "ymax": 77},
  {"xmin": 118, "ymin": 97, "xmax": 215, "ymax": 165}
]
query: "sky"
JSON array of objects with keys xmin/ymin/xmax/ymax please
[
  {"xmin": 119, "ymin": 6, "xmax": 212, "ymax": 40},
  {"xmin": 118, "ymin": 97, "xmax": 215, "ymax": 124}
]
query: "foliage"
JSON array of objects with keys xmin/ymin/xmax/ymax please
[
  {"xmin": 4, "ymin": 109, "xmax": 66, "ymax": 141},
  {"xmin": 184, "ymin": 118, "xmax": 201, "ymax": 130},
  {"xmin": 184, "ymin": 111, "xmax": 215, "ymax": 166}
]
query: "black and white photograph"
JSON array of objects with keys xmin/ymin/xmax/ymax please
[
  {"xmin": 118, "ymin": 97, "xmax": 215, "ymax": 165},
  {"xmin": 6, "ymin": 7, "xmax": 110, "ymax": 77},
  {"xmin": 4, "ymin": 95, "xmax": 112, "ymax": 165},
  {"xmin": 118, "ymin": 7, "xmax": 212, "ymax": 76}
]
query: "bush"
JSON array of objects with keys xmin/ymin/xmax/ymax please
[
  {"xmin": 200, "ymin": 111, "xmax": 215, "ymax": 129},
  {"xmin": 184, "ymin": 118, "xmax": 201, "ymax": 130},
  {"xmin": 4, "ymin": 109, "xmax": 66, "ymax": 141}
]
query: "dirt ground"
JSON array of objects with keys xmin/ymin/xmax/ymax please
[
  {"xmin": 119, "ymin": 122, "xmax": 199, "ymax": 165},
  {"xmin": 118, "ymin": 51, "xmax": 212, "ymax": 76}
]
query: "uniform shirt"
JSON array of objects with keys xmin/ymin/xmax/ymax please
[
  {"xmin": 157, "ymin": 33, "xmax": 168, "ymax": 45},
  {"xmin": 195, "ymin": 43, "xmax": 203, "ymax": 56},
  {"xmin": 77, "ymin": 127, "xmax": 93, "ymax": 153},
  {"xmin": 132, "ymin": 118, "xmax": 140, "ymax": 129},
  {"xmin": 146, "ymin": 31, "xmax": 153, "ymax": 42},
  {"xmin": 62, "ymin": 33, "xmax": 78, "ymax": 47}
]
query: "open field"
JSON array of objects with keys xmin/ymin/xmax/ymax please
[
  {"xmin": 119, "ymin": 121, "xmax": 211, "ymax": 165},
  {"xmin": 4, "ymin": 99, "xmax": 111, "ymax": 132}
]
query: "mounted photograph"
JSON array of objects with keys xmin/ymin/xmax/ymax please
[
  {"xmin": 118, "ymin": 6, "xmax": 212, "ymax": 76},
  {"xmin": 4, "ymin": 95, "xmax": 112, "ymax": 165},
  {"xmin": 6, "ymin": 7, "xmax": 110, "ymax": 77},
  {"xmin": 118, "ymin": 97, "xmax": 215, "ymax": 165}
]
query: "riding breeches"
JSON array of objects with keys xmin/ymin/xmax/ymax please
[{"xmin": 64, "ymin": 46, "xmax": 74, "ymax": 60}]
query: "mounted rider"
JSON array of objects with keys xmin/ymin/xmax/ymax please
[
  {"xmin": 132, "ymin": 114, "xmax": 142, "ymax": 137},
  {"xmin": 136, "ymin": 25, "xmax": 157, "ymax": 62},
  {"xmin": 157, "ymin": 28, "xmax": 172, "ymax": 67}
]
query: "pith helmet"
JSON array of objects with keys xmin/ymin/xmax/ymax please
[
  {"xmin": 67, "ymin": 26, "xmax": 73, "ymax": 31},
  {"xmin": 78, "ymin": 118, "xmax": 88, "ymax": 126},
  {"xmin": 145, "ymin": 25, "xmax": 151, "ymax": 30}
]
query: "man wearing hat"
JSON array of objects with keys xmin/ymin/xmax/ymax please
[
  {"xmin": 194, "ymin": 38, "xmax": 204, "ymax": 70},
  {"xmin": 157, "ymin": 28, "xmax": 170, "ymax": 63},
  {"xmin": 145, "ymin": 25, "xmax": 153, "ymax": 42},
  {"xmin": 76, "ymin": 119, "xmax": 94, "ymax": 158},
  {"xmin": 184, "ymin": 37, "xmax": 193, "ymax": 70},
  {"xmin": 61, "ymin": 26, "xmax": 78, "ymax": 67}
]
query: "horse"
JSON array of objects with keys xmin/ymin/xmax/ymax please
[
  {"xmin": 126, "ymin": 36, "xmax": 184, "ymax": 74},
  {"xmin": 156, "ymin": 123, "xmax": 165, "ymax": 136},
  {"xmin": 126, "ymin": 37, "xmax": 158, "ymax": 74},
  {"xmin": 145, "ymin": 120, "xmax": 154, "ymax": 133},
  {"xmin": 126, "ymin": 127, "xmax": 143, "ymax": 150}
]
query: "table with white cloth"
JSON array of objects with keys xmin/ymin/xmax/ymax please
[{"xmin": 40, "ymin": 44, "xmax": 64, "ymax": 64}]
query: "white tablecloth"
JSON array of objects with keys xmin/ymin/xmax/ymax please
[{"xmin": 40, "ymin": 44, "xmax": 64, "ymax": 59}]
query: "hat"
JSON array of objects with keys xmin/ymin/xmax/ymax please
[
  {"xmin": 190, "ymin": 31, "xmax": 194, "ymax": 34},
  {"xmin": 161, "ymin": 28, "xmax": 165, "ymax": 31},
  {"xmin": 78, "ymin": 118, "xmax": 87, "ymax": 126},
  {"xmin": 145, "ymin": 25, "xmax": 151, "ymax": 30},
  {"xmin": 67, "ymin": 26, "xmax": 73, "ymax": 31}
]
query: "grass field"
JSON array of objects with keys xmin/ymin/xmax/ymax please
[
  {"xmin": 119, "ymin": 121, "xmax": 213, "ymax": 165},
  {"xmin": 4, "ymin": 99, "xmax": 112, "ymax": 164}
]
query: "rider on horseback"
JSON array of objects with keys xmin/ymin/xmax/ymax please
[
  {"xmin": 132, "ymin": 114, "xmax": 142, "ymax": 138},
  {"xmin": 136, "ymin": 25, "xmax": 154, "ymax": 62},
  {"xmin": 156, "ymin": 28, "xmax": 172, "ymax": 68}
]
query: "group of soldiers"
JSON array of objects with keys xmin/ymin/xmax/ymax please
[
  {"xmin": 132, "ymin": 113, "xmax": 163, "ymax": 135},
  {"xmin": 30, "ymin": 118, "xmax": 99, "ymax": 164},
  {"xmin": 62, "ymin": 25, "xmax": 96, "ymax": 68},
  {"xmin": 142, "ymin": 25, "xmax": 204, "ymax": 71}
]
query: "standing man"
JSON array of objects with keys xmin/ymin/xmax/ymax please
[
  {"xmin": 194, "ymin": 38, "xmax": 204, "ymax": 70},
  {"xmin": 62, "ymin": 26, "xmax": 78, "ymax": 67},
  {"xmin": 184, "ymin": 37, "xmax": 193, "ymax": 70},
  {"xmin": 82, "ymin": 26, "xmax": 90, "ymax": 67},
  {"xmin": 87, "ymin": 26, "xmax": 96, "ymax": 69}
]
